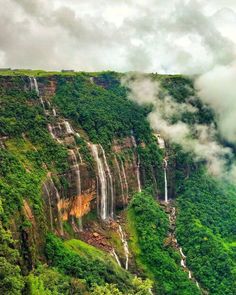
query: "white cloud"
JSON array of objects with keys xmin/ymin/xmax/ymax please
[{"xmin": 0, "ymin": 0, "xmax": 235, "ymax": 72}]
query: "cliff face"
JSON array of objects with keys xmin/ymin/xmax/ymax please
[
  {"xmin": 0, "ymin": 74, "xmax": 162, "ymax": 268},
  {"xmin": 33, "ymin": 76, "xmax": 142, "ymax": 236}
]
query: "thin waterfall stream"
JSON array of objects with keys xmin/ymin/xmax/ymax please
[
  {"xmin": 118, "ymin": 225, "xmax": 129, "ymax": 270},
  {"xmin": 69, "ymin": 149, "xmax": 83, "ymax": 231},
  {"xmin": 163, "ymin": 158, "xmax": 168, "ymax": 203}
]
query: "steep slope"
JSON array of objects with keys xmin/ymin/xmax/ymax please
[{"xmin": 0, "ymin": 71, "xmax": 235, "ymax": 294}]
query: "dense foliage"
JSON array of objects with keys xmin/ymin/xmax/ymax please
[
  {"xmin": 45, "ymin": 234, "xmax": 134, "ymax": 292},
  {"xmin": 176, "ymin": 170, "xmax": 236, "ymax": 294},
  {"xmin": 0, "ymin": 219, "xmax": 24, "ymax": 294},
  {"xmin": 0, "ymin": 72, "xmax": 235, "ymax": 295},
  {"xmin": 53, "ymin": 73, "xmax": 152, "ymax": 148},
  {"xmin": 128, "ymin": 191, "xmax": 200, "ymax": 295}
]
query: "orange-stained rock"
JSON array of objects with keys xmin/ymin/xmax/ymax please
[
  {"xmin": 23, "ymin": 200, "xmax": 35, "ymax": 225},
  {"xmin": 58, "ymin": 193, "xmax": 95, "ymax": 221}
]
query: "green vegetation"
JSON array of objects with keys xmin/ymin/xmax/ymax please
[
  {"xmin": 53, "ymin": 74, "xmax": 152, "ymax": 148},
  {"xmin": 128, "ymin": 191, "xmax": 200, "ymax": 295},
  {"xmin": 176, "ymin": 170, "xmax": 236, "ymax": 294},
  {"xmin": 45, "ymin": 234, "xmax": 133, "ymax": 292},
  {"xmin": 0, "ymin": 220, "xmax": 24, "ymax": 294},
  {"xmin": 0, "ymin": 71, "xmax": 235, "ymax": 295},
  {"xmin": 45, "ymin": 235, "xmax": 153, "ymax": 294}
]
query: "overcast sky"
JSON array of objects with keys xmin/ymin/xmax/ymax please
[{"xmin": 0, "ymin": 0, "xmax": 235, "ymax": 73}]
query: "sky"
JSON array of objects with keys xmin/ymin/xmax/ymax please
[{"xmin": 0, "ymin": 0, "xmax": 236, "ymax": 73}]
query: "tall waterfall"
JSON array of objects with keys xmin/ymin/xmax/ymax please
[
  {"xmin": 163, "ymin": 158, "xmax": 168, "ymax": 203},
  {"xmin": 121, "ymin": 160, "xmax": 129, "ymax": 204},
  {"xmin": 100, "ymin": 145, "xmax": 114, "ymax": 218},
  {"xmin": 29, "ymin": 77, "xmax": 39, "ymax": 97},
  {"xmin": 29, "ymin": 77, "xmax": 46, "ymax": 110},
  {"xmin": 136, "ymin": 155, "xmax": 141, "ymax": 193},
  {"xmin": 114, "ymin": 157, "xmax": 125, "ymax": 206},
  {"xmin": 43, "ymin": 183, "xmax": 53, "ymax": 231},
  {"xmin": 48, "ymin": 177, "xmax": 64, "ymax": 236},
  {"xmin": 90, "ymin": 144, "xmax": 108, "ymax": 220},
  {"xmin": 118, "ymin": 225, "xmax": 129, "ymax": 270},
  {"xmin": 90, "ymin": 144, "xmax": 114, "ymax": 220},
  {"xmin": 131, "ymin": 135, "xmax": 141, "ymax": 192},
  {"xmin": 69, "ymin": 149, "xmax": 83, "ymax": 231}
]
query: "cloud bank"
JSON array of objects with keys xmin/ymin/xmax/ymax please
[
  {"xmin": 0, "ymin": 0, "xmax": 236, "ymax": 73},
  {"xmin": 123, "ymin": 74, "xmax": 233, "ymax": 177}
]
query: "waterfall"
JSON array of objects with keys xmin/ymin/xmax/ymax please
[
  {"xmin": 52, "ymin": 108, "xmax": 57, "ymax": 117},
  {"xmin": 69, "ymin": 150, "xmax": 83, "ymax": 231},
  {"xmin": 136, "ymin": 155, "xmax": 141, "ymax": 193},
  {"xmin": 29, "ymin": 76, "xmax": 47, "ymax": 111},
  {"xmin": 111, "ymin": 248, "xmax": 121, "ymax": 267},
  {"xmin": 118, "ymin": 225, "xmax": 129, "ymax": 270},
  {"xmin": 33, "ymin": 77, "xmax": 39, "ymax": 96},
  {"xmin": 100, "ymin": 145, "xmax": 114, "ymax": 218},
  {"xmin": 181, "ymin": 259, "xmax": 186, "ymax": 268},
  {"xmin": 90, "ymin": 144, "xmax": 108, "ymax": 220},
  {"xmin": 167, "ymin": 205, "xmax": 202, "ymax": 291},
  {"xmin": 121, "ymin": 160, "xmax": 129, "ymax": 204},
  {"xmin": 180, "ymin": 247, "xmax": 186, "ymax": 259},
  {"xmin": 64, "ymin": 121, "xmax": 74, "ymax": 135},
  {"xmin": 43, "ymin": 183, "xmax": 53, "ymax": 231},
  {"xmin": 131, "ymin": 135, "xmax": 141, "ymax": 192},
  {"xmin": 29, "ymin": 77, "xmax": 40, "ymax": 97},
  {"xmin": 48, "ymin": 124, "xmax": 56, "ymax": 139},
  {"xmin": 77, "ymin": 149, "xmax": 83, "ymax": 164},
  {"xmin": 114, "ymin": 157, "xmax": 125, "ymax": 206},
  {"xmin": 156, "ymin": 133, "xmax": 165, "ymax": 149},
  {"xmin": 48, "ymin": 177, "xmax": 64, "ymax": 236},
  {"xmin": 163, "ymin": 159, "xmax": 168, "ymax": 202}
]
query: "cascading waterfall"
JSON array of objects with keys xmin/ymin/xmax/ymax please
[
  {"xmin": 114, "ymin": 156, "xmax": 125, "ymax": 206},
  {"xmin": 131, "ymin": 135, "xmax": 141, "ymax": 192},
  {"xmin": 111, "ymin": 248, "xmax": 122, "ymax": 267},
  {"xmin": 120, "ymin": 160, "xmax": 129, "ymax": 204},
  {"xmin": 69, "ymin": 149, "xmax": 83, "ymax": 231},
  {"xmin": 163, "ymin": 158, "xmax": 168, "ymax": 203},
  {"xmin": 64, "ymin": 121, "xmax": 74, "ymax": 135},
  {"xmin": 43, "ymin": 183, "xmax": 53, "ymax": 231},
  {"xmin": 33, "ymin": 77, "xmax": 39, "ymax": 97},
  {"xmin": 118, "ymin": 225, "xmax": 129, "ymax": 270},
  {"xmin": 48, "ymin": 177, "xmax": 64, "ymax": 236},
  {"xmin": 90, "ymin": 144, "xmax": 108, "ymax": 220},
  {"xmin": 136, "ymin": 155, "xmax": 141, "ymax": 193},
  {"xmin": 180, "ymin": 247, "xmax": 186, "ymax": 259},
  {"xmin": 77, "ymin": 148, "xmax": 83, "ymax": 164},
  {"xmin": 100, "ymin": 145, "xmax": 114, "ymax": 218},
  {"xmin": 168, "ymin": 205, "xmax": 202, "ymax": 291},
  {"xmin": 29, "ymin": 77, "xmax": 46, "ymax": 110}
]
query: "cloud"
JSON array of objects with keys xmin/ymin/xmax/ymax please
[
  {"xmin": 195, "ymin": 62, "xmax": 236, "ymax": 143},
  {"xmin": 123, "ymin": 73, "xmax": 233, "ymax": 176},
  {"xmin": 0, "ymin": 0, "xmax": 235, "ymax": 72}
]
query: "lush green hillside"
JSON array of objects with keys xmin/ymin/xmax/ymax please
[
  {"xmin": 176, "ymin": 170, "xmax": 236, "ymax": 295},
  {"xmin": 0, "ymin": 71, "xmax": 235, "ymax": 294}
]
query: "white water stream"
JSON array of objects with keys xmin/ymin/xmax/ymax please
[
  {"xmin": 118, "ymin": 225, "xmax": 129, "ymax": 270},
  {"xmin": 69, "ymin": 149, "xmax": 83, "ymax": 231}
]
